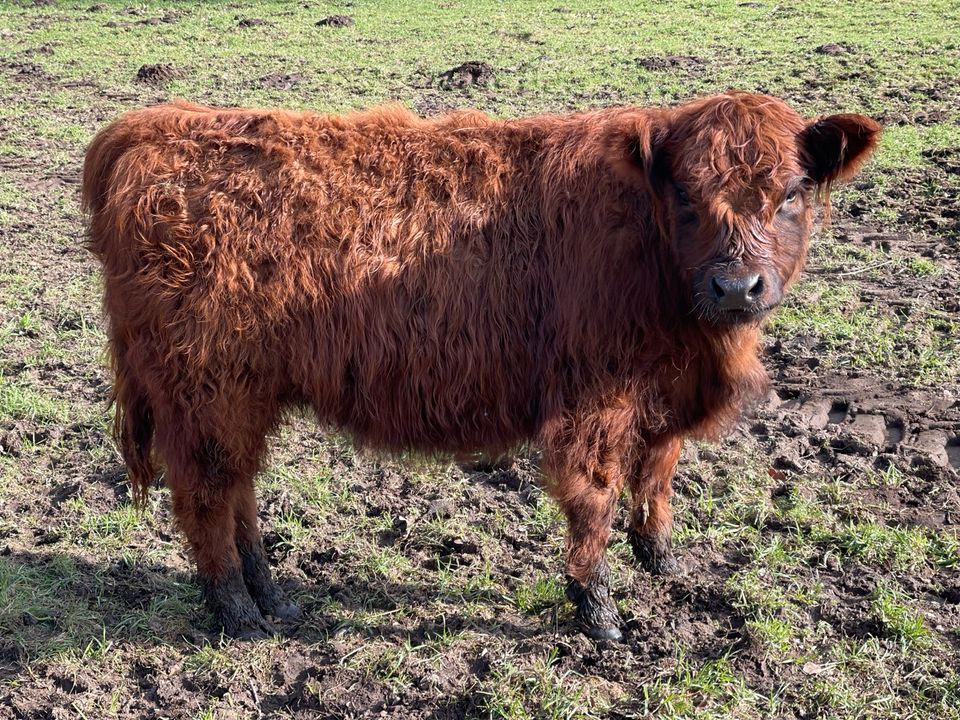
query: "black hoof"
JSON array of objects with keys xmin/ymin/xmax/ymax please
[
  {"xmin": 566, "ymin": 563, "xmax": 623, "ymax": 643},
  {"xmin": 650, "ymin": 553, "xmax": 681, "ymax": 576},
  {"xmin": 239, "ymin": 541, "xmax": 302, "ymax": 624},
  {"xmin": 219, "ymin": 603, "xmax": 275, "ymax": 640},
  {"xmin": 629, "ymin": 530, "xmax": 681, "ymax": 576},
  {"xmin": 203, "ymin": 566, "xmax": 275, "ymax": 639}
]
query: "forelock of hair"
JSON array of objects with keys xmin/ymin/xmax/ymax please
[{"xmin": 672, "ymin": 94, "xmax": 805, "ymax": 198}]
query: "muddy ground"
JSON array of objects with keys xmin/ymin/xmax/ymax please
[{"xmin": 0, "ymin": 2, "xmax": 958, "ymax": 719}]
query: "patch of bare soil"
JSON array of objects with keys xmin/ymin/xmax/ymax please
[
  {"xmin": 439, "ymin": 61, "xmax": 494, "ymax": 90},
  {"xmin": 259, "ymin": 72, "xmax": 304, "ymax": 90},
  {"xmin": 316, "ymin": 14, "xmax": 354, "ymax": 28},
  {"xmin": 135, "ymin": 63, "xmax": 181, "ymax": 85},
  {"xmin": 759, "ymin": 221, "xmax": 960, "ymax": 510},
  {"xmin": 237, "ymin": 17, "xmax": 271, "ymax": 29},
  {"xmin": 411, "ymin": 94, "xmax": 467, "ymax": 117},
  {"xmin": 2, "ymin": 61, "xmax": 53, "ymax": 82},
  {"xmin": 105, "ymin": 12, "xmax": 180, "ymax": 29},
  {"xmin": 636, "ymin": 54, "xmax": 706, "ymax": 71},
  {"xmin": 815, "ymin": 43, "xmax": 852, "ymax": 56}
]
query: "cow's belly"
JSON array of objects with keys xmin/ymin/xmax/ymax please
[{"xmin": 292, "ymin": 274, "xmax": 543, "ymax": 454}]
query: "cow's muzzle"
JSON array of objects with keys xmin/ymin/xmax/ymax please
[{"xmin": 700, "ymin": 265, "xmax": 782, "ymax": 326}]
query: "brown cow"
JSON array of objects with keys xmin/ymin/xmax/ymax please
[{"xmin": 82, "ymin": 93, "xmax": 879, "ymax": 640}]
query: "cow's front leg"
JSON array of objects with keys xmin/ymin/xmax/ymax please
[
  {"xmin": 234, "ymin": 479, "xmax": 301, "ymax": 623},
  {"xmin": 627, "ymin": 435, "xmax": 682, "ymax": 575},
  {"xmin": 553, "ymin": 473, "xmax": 625, "ymax": 641}
]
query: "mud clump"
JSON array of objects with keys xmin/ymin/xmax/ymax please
[
  {"xmin": 4, "ymin": 61, "xmax": 47, "ymax": 79},
  {"xmin": 316, "ymin": 15, "xmax": 354, "ymax": 28},
  {"xmin": 636, "ymin": 55, "xmax": 705, "ymax": 71},
  {"xmin": 439, "ymin": 60, "xmax": 494, "ymax": 90},
  {"xmin": 816, "ymin": 43, "xmax": 850, "ymax": 55},
  {"xmin": 237, "ymin": 17, "xmax": 270, "ymax": 28},
  {"xmin": 135, "ymin": 63, "xmax": 181, "ymax": 85}
]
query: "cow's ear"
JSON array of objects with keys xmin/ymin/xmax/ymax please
[
  {"xmin": 801, "ymin": 114, "xmax": 881, "ymax": 186},
  {"xmin": 604, "ymin": 111, "xmax": 669, "ymax": 188}
]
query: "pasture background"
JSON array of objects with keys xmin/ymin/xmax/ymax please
[{"xmin": 1, "ymin": 1, "xmax": 959, "ymax": 718}]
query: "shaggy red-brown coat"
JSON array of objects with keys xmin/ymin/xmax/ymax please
[{"xmin": 83, "ymin": 93, "xmax": 879, "ymax": 639}]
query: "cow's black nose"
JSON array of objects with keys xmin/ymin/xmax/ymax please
[{"xmin": 710, "ymin": 273, "xmax": 764, "ymax": 310}]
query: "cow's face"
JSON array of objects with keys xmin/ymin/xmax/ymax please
[{"xmin": 609, "ymin": 94, "xmax": 880, "ymax": 328}]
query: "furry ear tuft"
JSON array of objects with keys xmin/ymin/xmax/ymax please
[
  {"xmin": 603, "ymin": 111, "xmax": 668, "ymax": 187},
  {"xmin": 801, "ymin": 113, "xmax": 881, "ymax": 186}
]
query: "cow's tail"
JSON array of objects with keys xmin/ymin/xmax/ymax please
[{"xmin": 111, "ymin": 347, "xmax": 157, "ymax": 508}]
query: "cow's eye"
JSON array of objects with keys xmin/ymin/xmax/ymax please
[
  {"xmin": 676, "ymin": 188, "xmax": 691, "ymax": 206},
  {"xmin": 784, "ymin": 189, "xmax": 798, "ymax": 204}
]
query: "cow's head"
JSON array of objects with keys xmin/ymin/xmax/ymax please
[{"xmin": 607, "ymin": 93, "xmax": 880, "ymax": 328}]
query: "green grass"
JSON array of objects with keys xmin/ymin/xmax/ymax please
[
  {"xmin": 869, "ymin": 582, "xmax": 932, "ymax": 648},
  {"xmin": 640, "ymin": 652, "xmax": 769, "ymax": 719},
  {"xmin": 481, "ymin": 647, "xmax": 616, "ymax": 720},
  {"xmin": 0, "ymin": 374, "xmax": 72, "ymax": 424},
  {"xmin": 769, "ymin": 279, "xmax": 960, "ymax": 385},
  {"xmin": 513, "ymin": 574, "xmax": 566, "ymax": 615},
  {"xmin": 873, "ymin": 123, "xmax": 960, "ymax": 170}
]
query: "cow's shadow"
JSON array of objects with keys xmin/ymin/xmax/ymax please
[{"xmin": 0, "ymin": 546, "xmax": 556, "ymax": 680}]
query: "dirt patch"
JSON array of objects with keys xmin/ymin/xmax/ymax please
[
  {"xmin": 925, "ymin": 147, "xmax": 960, "ymax": 175},
  {"xmin": 947, "ymin": 438, "xmax": 960, "ymax": 470},
  {"xmin": 636, "ymin": 55, "xmax": 705, "ymax": 71},
  {"xmin": 439, "ymin": 61, "xmax": 494, "ymax": 90},
  {"xmin": 2, "ymin": 61, "xmax": 53, "ymax": 82},
  {"xmin": 412, "ymin": 95, "xmax": 464, "ymax": 117},
  {"xmin": 816, "ymin": 43, "xmax": 851, "ymax": 56},
  {"xmin": 316, "ymin": 15, "xmax": 354, "ymax": 28},
  {"xmin": 237, "ymin": 17, "xmax": 271, "ymax": 28},
  {"xmin": 104, "ymin": 12, "xmax": 179, "ymax": 29},
  {"xmin": 259, "ymin": 72, "xmax": 304, "ymax": 90},
  {"xmin": 834, "ymin": 163, "xmax": 960, "ymax": 243},
  {"xmin": 882, "ymin": 108, "xmax": 951, "ymax": 126},
  {"xmin": 135, "ymin": 63, "xmax": 181, "ymax": 85}
]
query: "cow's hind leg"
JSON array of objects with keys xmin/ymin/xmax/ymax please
[
  {"xmin": 555, "ymin": 474, "xmax": 625, "ymax": 641},
  {"xmin": 627, "ymin": 436, "xmax": 682, "ymax": 575},
  {"xmin": 166, "ymin": 440, "xmax": 273, "ymax": 639},
  {"xmin": 234, "ymin": 481, "xmax": 301, "ymax": 623}
]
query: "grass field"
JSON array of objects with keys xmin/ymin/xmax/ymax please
[{"xmin": 1, "ymin": 1, "xmax": 959, "ymax": 718}]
